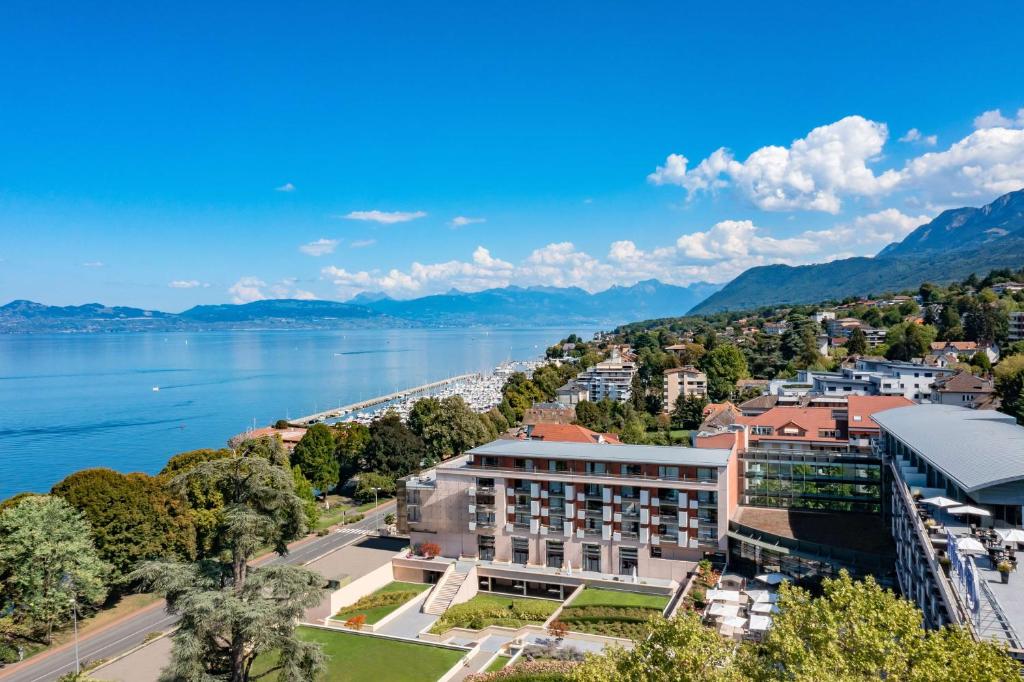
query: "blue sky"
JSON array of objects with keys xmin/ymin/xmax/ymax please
[{"xmin": 2, "ymin": 1, "xmax": 1024, "ymax": 310}]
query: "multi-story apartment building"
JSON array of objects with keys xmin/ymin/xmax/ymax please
[
  {"xmin": 663, "ymin": 366, "xmax": 707, "ymax": 410},
  {"xmin": 398, "ymin": 439, "xmax": 737, "ymax": 584},
  {"xmin": 799, "ymin": 358, "xmax": 955, "ymax": 402},
  {"xmin": 574, "ymin": 352, "xmax": 637, "ymax": 402},
  {"xmin": 875, "ymin": 405, "xmax": 1024, "ymax": 658},
  {"xmin": 1009, "ymin": 311, "xmax": 1024, "ymax": 342}
]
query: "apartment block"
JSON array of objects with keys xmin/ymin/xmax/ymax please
[
  {"xmin": 663, "ymin": 366, "xmax": 707, "ymax": 410},
  {"xmin": 574, "ymin": 352, "xmax": 637, "ymax": 403}
]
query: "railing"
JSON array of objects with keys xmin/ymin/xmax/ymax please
[{"xmin": 459, "ymin": 463, "xmax": 720, "ymax": 485}]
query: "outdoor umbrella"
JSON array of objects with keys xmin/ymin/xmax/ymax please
[
  {"xmin": 997, "ymin": 528, "xmax": 1024, "ymax": 544},
  {"xmin": 723, "ymin": 615, "xmax": 748, "ymax": 629},
  {"xmin": 751, "ymin": 601, "xmax": 780, "ymax": 614},
  {"xmin": 955, "ymin": 537, "xmax": 987, "ymax": 554},
  {"xmin": 947, "ymin": 505, "xmax": 992, "ymax": 517},
  {"xmin": 743, "ymin": 589, "xmax": 770, "ymax": 603},
  {"xmin": 755, "ymin": 573, "xmax": 789, "ymax": 586},
  {"xmin": 706, "ymin": 589, "xmax": 743, "ymax": 603},
  {"xmin": 749, "ymin": 614, "xmax": 773, "ymax": 631},
  {"xmin": 708, "ymin": 602, "xmax": 741, "ymax": 618},
  {"xmin": 920, "ymin": 496, "xmax": 960, "ymax": 508}
]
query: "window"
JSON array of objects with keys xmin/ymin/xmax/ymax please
[
  {"xmin": 696, "ymin": 467, "xmax": 716, "ymax": 482},
  {"xmin": 549, "ymin": 460, "xmax": 568, "ymax": 472},
  {"xmin": 549, "ymin": 482, "xmax": 564, "ymax": 495},
  {"xmin": 406, "ymin": 504, "xmax": 421, "ymax": 523},
  {"xmin": 586, "ymin": 461, "xmax": 606, "ymax": 475},
  {"xmin": 621, "ymin": 463, "xmax": 642, "ymax": 476},
  {"xmin": 650, "ymin": 545, "xmax": 662, "ymax": 558},
  {"xmin": 512, "ymin": 537, "xmax": 529, "ymax": 564},
  {"xmin": 584, "ymin": 483, "xmax": 601, "ymax": 497},
  {"xmin": 621, "ymin": 485, "xmax": 639, "ymax": 499},
  {"xmin": 514, "ymin": 512, "xmax": 531, "ymax": 527},
  {"xmin": 583, "ymin": 543, "xmax": 601, "ymax": 572},
  {"xmin": 658, "ymin": 466, "xmax": 680, "ymax": 480},
  {"xmin": 619, "ymin": 547, "xmax": 638, "ymax": 575},
  {"xmin": 478, "ymin": 535, "xmax": 495, "ymax": 561},
  {"xmin": 478, "ymin": 456, "xmax": 499, "ymax": 468},
  {"xmin": 752, "ymin": 425, "xmax": 774, "ymax": 435},
  {"xmin": 546, "ymin": 541, "xmax": 564, "ymax": 568},
  {"xmin": 515, "ymin": 458, "xmax": 535, "ymax": 471}
]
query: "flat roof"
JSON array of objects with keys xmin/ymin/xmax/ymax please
[
  {"xmin": 873, "ymin": 404, "xmax": 1024, "ymax": 491},
  {"xmin": 466, "ymin": 438, "xmax": 732, "ymax": 467}
]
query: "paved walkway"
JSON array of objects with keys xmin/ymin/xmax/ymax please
[{"xmin": 374, "ymin": 592, "xmax": 440, "ymax": 638}]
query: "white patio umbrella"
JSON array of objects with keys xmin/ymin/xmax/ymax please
[
  {"xmin": 750, "ymin": 601, "xmax": 781, "ymax": 614},
  {"xmin": 743, "ymin": 589, "xmax": 770, "ymax": 603},
  {"xmin": 749, "ymin": 614, "xmax": 773, "ymax": 631},
  {"xmin": 723, "ymin": 615, "xmax": 748, "ymax": 629},
  {"xmin": 947, "ymin": 505, "xmax": 992, "ymax": 517},
  {"xmin": 706, "ymin": 589, "xmax": 743, "ymax": 603},
  {"xmin": 708, "ymin": 602, "xmax": 741, "ymax": 618},
  {"xmin": 997, "ymin": 528, "xmax": 1024, "ymax": 544},
  {"xmin": 955, "ymin": 537, "xmax": 987, "ymax": 554},
  {"xmin": 755, "ymin": 573, "xmax": 789, "ymax": 586},
  {"xmin": 920, "ymin": 496, "xmax": 960, "ymax": 508}
]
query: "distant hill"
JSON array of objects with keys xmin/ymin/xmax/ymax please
[
  {"xmin": 690, "ymin": 189, "xmax": 1024, "ymax": 314},
  {"xmin": 0, "ymin": 280, "xmax": 719, "ymax": 332},
  {"xmin": 356, "ymin": 279, "xmax": 720, "ymax": 327}
]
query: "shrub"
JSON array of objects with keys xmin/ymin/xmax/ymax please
[
  {"xmin": 522, "ymin": 643, "xmax": 585, "ymax": 662},
  {"xmin": 420, "ymin": 542, "xmax": 441, "ymax": 558},
  {"xmin": 344, "ymin": 513, "xmax": 365, "ymax": 524},
  {"xmin": 465, "ymin": 660, "xmax": 577, "ymax": 682},
  {"xmin": 547, "ymin": 620, "xmax": 568, "ymax": 640},
  {"xmin": 384, "ymin": 512, "xmax": 397, "ymax": 526},
  {"xmin": 354, "ymin": 472, "xmax": 396, "ymax": 503},
  {"xmin": 345, "ymin": 614, "xmax": 366, "ymax": 630},
  {"xmin": 431, "ymin": 596, "xmax": 559, "ymax": 633}
]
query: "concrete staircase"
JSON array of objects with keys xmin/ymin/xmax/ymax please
[{"xmin": 424, "ymin": 561, "xmax": 473, "ymax": 615}]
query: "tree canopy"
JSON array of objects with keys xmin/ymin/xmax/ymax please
[
  {"xmin": 699, "ymin": 344, "xmax": 748, "ymax": 401},
  {"xmin": 363, "ymin": 412, "xmax": 425, "ymax": 478},
  {"xmin": 291, "ymin": 423, "xmax": 340, "ymax": 495}
]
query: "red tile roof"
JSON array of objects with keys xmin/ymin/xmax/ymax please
[
  {"xmin": 736, "ymin": 407, "xmax": 843, "ymax": 442},
  {"xmin": 525, "ymin": 423, "xmax": 621, "ymax": 444},
  {"xmin": 847, "ymin": 395, "xmax": 914, "ymax": 432}
]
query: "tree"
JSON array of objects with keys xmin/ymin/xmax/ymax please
[
  {"xmin": 408, "ymin": 396, "xmax": 489, "ymax": 463},
  {"xmin": 291, "ymin": 466, "xmax": 320, "ymax": 529},
  {"xmin": 575, "ymin": 400, "xmax": 611, "ymax": 433},
  {"xmin": 363, "ymin": 412, "xmax": 425, "ymax": 478},
  {"xmin": 846, "ymin": 327, "xmax": 868, "ymax": 355},
  {"xmin": 333, "ymin": 422, "xmax": 370, "ymax": 485},
  {"xmin": 619, "ymin": 417, "xmax": 647, "ymax": 445},
  {"xmin": 160, "ymin": 449, "xmax": 233, "ymax": 559},
  {"xmin": 52, "ymin": 469, "xmax": 196, "ymax": 582},
  {"xmin": 885, "ymin": 322, "xmax": 936, "ymax": 362},
  {"xmin": 0, "ymin": 496, "xmax": 108, "ymax": 643},
  {"xmin": 354, "ymin": 472, "xmax": 396, "ymax": 503},
  {"xmin": 233, "ymin": 435, "xmax": 290, "ymax": 467},
  {"xmin": 995, "ymin": 355, "xmax": 1024, "ymax": 424},
  {"xmin": 291, "ymin": 423, "xmax": 339, "ymax": 496},
  {"xmin": 699, "ymin": 344, "xmax": 748, "ymax": 401},
  {"xmin": 741, "ymin": 571, "xmax": 1018, "ymax": 682},
  {"xmin": 674, "ymin": 394, "xmax": 708, "ymax": 430},
  {"xmin": 571, "ymin": 612, "xmax": 741, "ymax": 681},
  {"xmin": 132, "ymin": 454, "xmax": 325, "ymax": 682}
]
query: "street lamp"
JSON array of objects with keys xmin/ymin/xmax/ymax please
[
  {"xmin": 61, "ymin": 574, "xmax": 80, "ymax": 675},
  {"xmin": 374, "ymin": 487, "xmax": 381, "ymax": 530}
]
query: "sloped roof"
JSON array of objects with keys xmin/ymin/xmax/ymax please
[
  {"xmin": 525, "ymin": 423, "xmax": 621, "ymax": 445},
  {"xmin": 932, "ymin": 371, "xmax": 994, "ymax": 394},
  {"xmin": 847, "ymin": 395, "xmax": 914, "ymax": 431},
  {"xmin": 873, "ymin": 405, "xmax": 1024, "ymax": 492},
  {"xmin": 737, "ymin": 407, "xmax": 842, "ymax": 442}
]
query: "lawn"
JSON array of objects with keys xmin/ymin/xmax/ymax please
[
  {"xmin": 334, "ymin": 581, "xmax": 430, "ymax": 624},
  {"xmin": 429, "ymin": 593, "xmax": 560, "ymax": 634},
  {"xmin": 484, "ymin": 654, "xmax": 512, "ymax": 672},
  {"xmin": 315, "ymin": 495, "xmax": 393, "ymax": 530},
  {"xmin": 558, "ymin": 587, "xmax": 669, "ymax": 640},
  {"xmin": 251, "ymin": 626, "xmax": 464, "ymax": 682}
]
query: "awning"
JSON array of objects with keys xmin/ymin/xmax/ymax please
[{"xmin": 947, "ymin": 505, "xmax": 992, "ymax": 517}]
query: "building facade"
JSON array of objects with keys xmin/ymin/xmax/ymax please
[
  {"xmin": 663, "ymin": 366, "xmax": 708, "ymax": 411},
  {"xmin": 574, "ymin": 353, "xmax": 638, "ymax": 403},
  {"xmin": 399, "ymin": 439, "xmax": 737, "ymax": 583}
]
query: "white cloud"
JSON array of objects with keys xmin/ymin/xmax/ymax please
[
  {"xmin": 299, "ymin": 238, "xmax": 339, "ymax": 256},
  {"xmin": 228, "ymin": 276, "xmax": 316, "ymax": 303},
  {"xmin": 168, "ymin": 279, "xmax": 209, "ymax": 289},
  {"xmin": 350, "ymin": 239, "xmax": 376, "ymax": 248},
  {"xmin": 81, "ymin": 261, "xmax": 105, "ymax": 268},
  {"xmin": 342, "ymin": 210, "xmax": 427, "ymax": 224},
  {"xmin": 797, "ymin": 209, "xmax": 931, "ymax": 251},
  {"xmin": 903, "ymin": 126, "xmax": 1024, "ymax": 198},
  {"xmin": 898, "ymin": 128, "xmax": 937, "ymax": 146},
  {"xmin": 449, "ymin": 216, "xmax": 486, "ymax": 228},
  {"xmin": 649, "ymin": 116, "xmax": 903, "ymax": 213},
  {"xmin": 973, "ymin": 108, "xmax": 1024, "ymax": 130},
  {"xmin": 275, "ymin": 182, "xmax": 295, "ymax": 192},
  {"xmin": 676, "ymin": 220, "xmax": 818, "ymax": 260}
]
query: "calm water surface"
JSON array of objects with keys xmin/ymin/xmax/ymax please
[{"xmin": 0, "ymin": 328, "xmax": 583, "ymax": 499}]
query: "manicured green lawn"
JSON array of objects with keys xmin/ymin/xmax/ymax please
[
  {"xmin": 559, "ymin": 587, "xmax": 668, "ymax": 640},
  {"xmin": 334, "ymin": 581, "xmax": 430, "ymax": 624},
  {"xmin": 251, "ymin": 626, "xmax": 464, "ymax": 681},
  {"xmin": 429, "ymin": 593, "xmax": 560, "ymax": 634},
  {"xmin": 569, "ymin": 587, "xmax": 669, "ymax": 609},
  {"xmin": 485, "ymin": 654, "xmax": 512, "ymax": 672}
]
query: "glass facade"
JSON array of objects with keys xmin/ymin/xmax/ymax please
[{"xmin": 741, "ymin": 452, "xmax": 882, "ymax": 513}]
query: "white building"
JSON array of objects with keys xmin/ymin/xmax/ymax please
[
  {"xmin": 663, "ymin": 366, "xmax": 707, "ymax": 410},
  {"xmin": 575, "ymin": 352, "xmax": 637, "ymax": 403}
]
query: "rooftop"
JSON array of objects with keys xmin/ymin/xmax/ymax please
[
  {"xmin": 466, "ymin": 438, "xmax": 733, "ymax": 467},
  {"xmin": 733, "ymin": 507, "xmax": 896, "ymax": 556},
  {"xmin": 874, "ymin": 404, "xmax": 1024, "ymax": 492},
  {"xmin": 932, "ymin": 371, "xmax": 994, "ymax": 394},
  {"xmin": 847, "ymin": 395, "xmax": 914, "ymax": 431},
  {"xmin": 522, "ymin": 423, "xmax": 621, "ymax": 445}
]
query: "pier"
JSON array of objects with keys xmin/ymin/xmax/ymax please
[{"xmin": 290, "ymin": 373, "xmax": 480, "ymax": 425}]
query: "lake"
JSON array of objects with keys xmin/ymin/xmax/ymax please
[{"xmin": 0, "ymin": 327, "xmax": 585, "ymax": 499}]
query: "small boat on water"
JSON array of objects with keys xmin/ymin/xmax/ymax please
[{"xmin": 152, "ymin": 386, "xmax": 160, "ymax": 392}]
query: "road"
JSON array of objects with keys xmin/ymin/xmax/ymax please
[{"xmin": 0, "ymin": 502, "xmax": 396, "ymax": 682}]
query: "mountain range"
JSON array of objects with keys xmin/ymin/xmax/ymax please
[
  {"xmin": 690, "ymin": 188, "xmax": 1024, "ymax": 314},
  {"xmin": 0, "ymin": 280, "xmax": 720, "ymax": 333}
]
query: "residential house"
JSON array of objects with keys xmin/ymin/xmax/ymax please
[{"xmin": 930, "ymin": 371, "xmax": 996, "ymax": 409}]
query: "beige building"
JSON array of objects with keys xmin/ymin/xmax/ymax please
[
  {"xmin": 397, "ymin": 439, "xmax": 737, "ymax": 585},
  {"xmin": 663, "ymin": 366, "xmax": 707, "ymax": 410}
]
